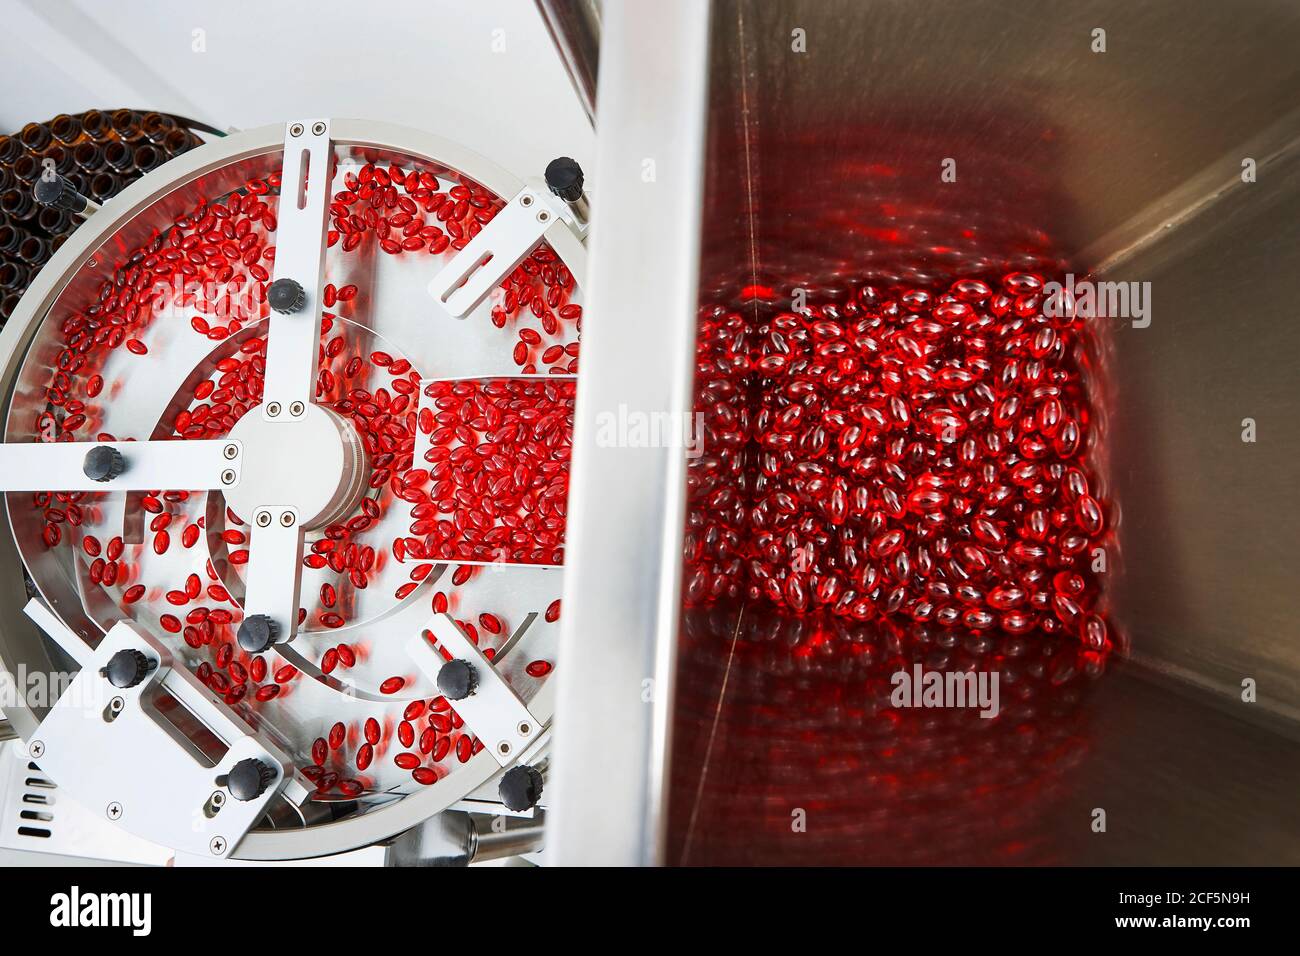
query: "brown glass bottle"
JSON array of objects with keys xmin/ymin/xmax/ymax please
[
  {"xmin": 88, "ymin": 171, "xmax": 121, "ymax": 202},
  {"xmin": 1, "ymin": 189, "xmax": 38, "ymax": 221},
  {"xmin": 140, "ymin": 112, "xmax": 177, "ymax": 144},
  {"xmin": 80, "ymin": 110, "xmax": 110, "ymax": 140},
  {"xmin": 111, "ymin": 109, "xmax": 143, "ymax": 142},
  {"xmin": 19, "ymin": 122, "xmax": 51, "ymax": 152},
  {"xmin": 0, "ymin": 135, "xmax": 25, "ymax": 165},
  {"xmin": 134, "ymin": 143, "xmax": 161, "ymax": 173},
  {"xmin": 0, "ymin": 220, "xmax": 34, "ymax": 254},
  {"xmin": 73, "ymin": 140, "xmax": 106, "ymax": 173},
  {"xmin": 0, "ymin": 260, "xmax": 31, "ymax": 291},
  {"xmin": 50, "ymin": 113, "xmax": 84, "ymax": 145},
  {"xmin": 104, "ymin": 140, "xmax": 133, "ymax": 173},
  {"xmin": 162, "ymin": 128, "xmax": 194, "ymax": 157},
  {"xmin": 12, "ymin": 154, "xmax": 42, "ymax": 183}
]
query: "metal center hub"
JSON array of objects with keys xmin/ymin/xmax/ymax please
[{"xmin": 223, "ymin": 403, "xmax": 367, "ymax": 531}]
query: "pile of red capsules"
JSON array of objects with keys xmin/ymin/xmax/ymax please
[
  {"xmin": 415, "ymin": 377, "xmax": 574, "ymax": 566},
  {"xmin": 685, "ymin": 273, "xmax": 1113, "ymax": 660}
]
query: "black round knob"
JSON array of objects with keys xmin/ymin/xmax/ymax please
[
  {"xmin": 236, "ymin": 614, "xmax": 279, "ymax": 654},
  {"xmin": 227, "ymin": 758, "xmax": 275, "ymax": 802},
  {"xmin": 544, "ymin": 157, "xmax": 584, "ymax": 202},
  {"xmin": 267, "ymin": 277, "xmax": 305, "ymax": 314},
  {"xmin": 498, "ymin": 764, "xmax": 544, "ymax": 812},
  {"xmin": 437, "ymin": 659, "xmax": 478, "ymax": 700},
  {"xmin": 100, "ymin": 649, "xmax": 153, "ymax": 689},
  {"xmin": 82, "ymin": 445, "xmax": 124, "ymax": 482},
  {"xmin": 34, "ymin": 173, "xmax": 93, "ymax": 214}
]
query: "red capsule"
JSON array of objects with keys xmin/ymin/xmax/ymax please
[
  {"xmin": 394, "ymin": 752, "xmax": 420, "ymax": 770},
  {"xmin": 355, "ymin": 743, "xmax": 373, "ymax": 771}
]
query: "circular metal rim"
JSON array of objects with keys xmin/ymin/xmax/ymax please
[{"xmin": 0, "ymin": 119, "xmax": 583, "ymax": 860}]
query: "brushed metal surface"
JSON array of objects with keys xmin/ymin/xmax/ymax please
[
  {"xmin": 695, "ymin": 0, "xmax": 1300, "ymax": 715},
  {"xmin": 705, "ymin": 0, "xmax": 1300, "ymax": 290},
  {"xmin": 666, "ymin": 618, "xmax": 1300, "ymax": 865},
  {"xmin": 662, "ymin": 0, "xmax": 1300, "ymax": 865},
  {"xmin": 1103, "ymin": 146, "xmax": 1300, "ymax": 716},
  {"xmin": 548, "ymin": 0, "xmax": 712, "ymax": 866}
]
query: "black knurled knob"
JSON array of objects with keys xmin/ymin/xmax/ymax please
[
  {"xmin": 267, "ymin": 277, "xmax": 305, "ymax": 314},
  {"xmin": 100, "ymin": 648, "xmax": 154, "ymax": 689},
  {"xmin": 544, "ymin": 157, "xmax": 584, "ymax": 202},
  {"xmin": 227, "ymin": 758, "xmax": 275, "ymax": 802},
  {"xmin": 237, "ymin": 614, "xmax": 279, "ymax": 654},
  {"xmin": 82, "ymin": 445, "xmax": 125, "ymax": 482},
  {"xmin": 33, "ymin": 173, "xmax": 94, "ymax": 215},
  {"xmin": 437, "ymin": 659, "xmax": 478, "ymax": 701},
  {"xmin": 498, "ymin": 764, "xmax": 544, "ymax": 812}
]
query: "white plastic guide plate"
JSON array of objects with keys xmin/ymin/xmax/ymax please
[
  {"xmin": 0, "ymin": 439, "xmax": 241, "ymax": 492},
  {"xmin": 27, "ymin": 617, "xmax": 292, "ymax": 858},
  {"xmin": 408, "ymin": 612, "xmax": 539, "ymax": 767},
  {"xmin": 262, "ymin": 119, "xmax": 332, "ymax": 420}
]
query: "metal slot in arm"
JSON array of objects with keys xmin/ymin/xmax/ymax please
[
  {"xmin": 261, "ymin": 119, "xmax": 332, "ymax": 421},
  {"xmin": 24, "ymin": 614, "xmax": 294, "ymax": 858},
  {"xmin": 408, "ymin": 612, "xmax": 540, "ymax": 768}
]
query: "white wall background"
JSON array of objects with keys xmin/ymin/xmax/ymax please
[{"xmin": 0, "ymin": 0, "xmax": 592, "ymax": 185}]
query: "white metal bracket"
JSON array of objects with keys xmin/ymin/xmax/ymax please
[
  {"xmin": 0, "ymin": 439, "xmax": 241, "ymax": 492},
  {"xmin": 407, "ymin": 612, "xmax": 540, "ymax": 767},
  {"xmin": 24, "ymin": 610, "xmax": 294, "ymax": 859},
  {"xmin": 427, "ymin": 181, "xmax": 587, "ymax": 318},
  {"xmin": 262, "ymin": 119, "xmax": 332, "ymax": 421}
]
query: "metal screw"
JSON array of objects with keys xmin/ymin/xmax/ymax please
[
  {"xmin": 267, "ymin": 402, "xmax": 282, "ymax": 417},
  {"xmin": 537, "ymin": 210, "xmax": 551, "ymax": 223},
  {"xmin": 221, "ymin": 468, "xmax": 237, "ymax": 485},
  {"xmin": 520, "ymin": 194, "xmax": 534, "ymax": 207},
  {"xmin": 497, "ymin": 741, "xmax": 512, "ymax": 757},
  {"xmin": 209, "ymin": 835, "xmax": 227, "ymax": 855},
  {"xmin": 289, "ymin": 401, "xmax": 305, "ymax": 417},
  {"xmin": 209, "ymin": 790, "xmax": 225, "ymax": 809},
  {"xmin": 106, "ymin": 802, "xmax": 122, "ymax": 820},
  {"xmin": 279, "ymin": 511, "xmax": 296, "ymax": 527},
  {"xmin": 223, "ymin": 443, "xmax": 239, "ymax": 460},
  {"xmin": 28, "ymin": 740, "xmax": 44, "ymax": 758},
  {"xmin": 517, "ymin": 721, "xmax": 532, "ymax": 737},
  {"xmin": 110, "ymin": 696, "xmax": 125, "ymax": 713},
  {"xmin": 311, "ymin": 121, "xmax": 327, "ymax": 136},
  {"xmin": 289, "ymin": 123, "xmax": 304, "ymax": 137},
  {"xmin": 256, "ymin": 510, "xmax": 272, "ymax": 527}
]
